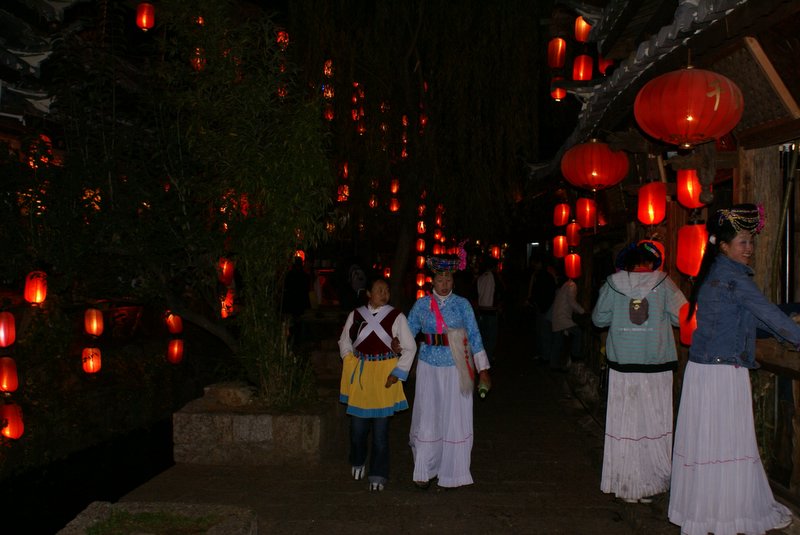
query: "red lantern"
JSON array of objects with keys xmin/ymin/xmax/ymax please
[
  {"xmin": 490, "ymin": 246, "xmax": 501, "ymax": 259},
  {"xmin": 565, "ymin": 253, "xmax": 582, "ymax": 279},
  {"xmin": 561, "ymin": 140, "xmax": 629, "ymax": 191},
  {"xmin": 679, "ymin": 303, "xmax": 698, "ymax": 346},
  {"xmin": 221, "ymin": 289, "xmax": 236, "ymax": 318},
  {"xmin": 574, "ymin": 16, "xmax": 592, "ymax": 43},
  {"xmin": 136, "ymin": 3, "xmax": 155, "ymax": 31},
  {"xmin": 417, "ymin": 220, "xmax": 426, "ymax": 234},
  {"xmin": 553, "ymin": 235, "xmax": 568, "ymax": 258},
  {"xmin": 24, "ymin": 271, "xmax": 47, "ymax": 304},
  {"xmin": 572, "ymin": 55, "xmax": 593, "ymax": 81},
  {"xmin": 553, "ymin": 203, "xmax": 570, "ymax": 226},
  {"xmin": 165, "ymin": 312, "xmax": 183, "ymax": 334},
  {"xmin": 416, "ymin": 273, "xmax": 426, "ymax": 287},
  {"xmin": 575, "ymin": 198, "xmax": 596, "ymax": 228},
  {"xmin": 633, "ymin": 67, "xmax": 744, "ymax": 149},
  {"xmin": 432, "ymin": 244, "xmax": 443, "ymax": 255},
  {"xmin": 1, "ymin": 402, "xmax": 24, "ymax": 439},
  {"xmin": 218, "ymin": 257, "xmax": 235, "ymax": 286},
  {"xmin": 368, "ymin": 194, "xmax": 378, "ymax": 209},
  {"xmin": 82, "ymin": 347, "xmax": 102, "ymax": 374},
  {"xmin": 416, "ymin": 256, "xmax": 425, "ymax": 269},
  {"xmin": 167, "ymin": 339, "xmax": 184, "ymax": 364},
  {"xmin": 677, "ymin": 169, "xmax": 709, "ymax": 209},
  {"xmin": 637, "ymin": 182, "xmax": 667, "ymax": 225},
  {"xmin": 566, "ymin": 222, "xmax": 581, "ymax": 246},
  {"xmin": 598, "ymin": 56, "xmax": 614, "ymax": 76},
  {"xmin": 547, "ymin": 38, "xmax": 566, "ymax": 69},
  {"xmin": 84, "ymin": 308, "xmax": 104, "ymax": 337},
  {"xmin": 0, "ymin": 312, "xmax": 15, "ymax": 348},
  {"xmin": 390, "ymin": 198, "xmax": 400, "ymax": 212},
  {"xmin": 383, "ymin": 267, "xmax": 391, "ymax": 279},
  {"xmin": 416, "ymin": 289, "xmax": 426, "ymax": 300},
  {"xmin": 390, "ymin": 179, "xmax": 400, "ymax": 194},
  {"xmin": 550, "ymin": 77, "xmax": 566, "ymax": 102},
  {"xmin": 0, "ymin": 357, "xmax": 18, "ymax": 393},
  {"xmin": 416, "ymin": 239, "xmax": 426, "ymax": 253},
  {"xmin": 677, "ymin": 224, "xmax": 708, "ymax": 277}
]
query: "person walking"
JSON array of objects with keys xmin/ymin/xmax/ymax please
[
  {"xmin": 668, "ymin": 204, "xmax": 800, "ymax": 534},
  {"xmin": 476, "ymin": 256, "xmax": 501, "ymax": 365},
  {"xmin": 549, "ymin": 275, "xmax": 585, "ymax": 370},
  {"xmin": 338, "ymin": 278, "xmax": 417, "ymax": 491},
  {"xmin": 406, "ymin": 252, "xmax": 491, "ymax": 489},
  {"xmin": 592, "ymin": 241, "xmax": 686, "ymax": 504}
]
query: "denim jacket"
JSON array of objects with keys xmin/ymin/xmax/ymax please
[{"xmin": 689, "ymin": 255, "xmax": 800, "ymax": 368}]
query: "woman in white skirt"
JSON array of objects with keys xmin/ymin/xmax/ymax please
[
  {"xmin": 405, "ymin": 252, "xmax": 491, "ymax": 489},
  {"xmin": 669, "ymin": 204, "xmax": 800, "ymax": 535},
  {"xmin": 592, "ymin": 241, "xmax": 687, "ymax": 503}
]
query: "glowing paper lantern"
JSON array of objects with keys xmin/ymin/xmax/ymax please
[
  {"xmin": 165, "ymin": 312, "xmax": 183, "ymax": 334},
  {"xmin": 550, "ymin": 77, "xmax": 566, "ymax": 102},
  {"xmin": 167, "ymin": 339, "xmax": 184, "ymax": 364},
  {"xmin": 1, "ymin": 402, "xmax": 24, "ymax": 439},
  {"xmin": 677, "ymin": 169, "xmax": 709, "ymax": 209},
  {"xmin": 0, "ymin": 312, "xmax": 15, "ymax": 348},
  {"xmin": 574, "ymin": 16, "xmax": 592, "ymax": 43},
  {"xmin": 547, "ymin": 38, "xmax": 566, "ymax": 69},
  {"xmin": 572, "ymin": 55, "xmax": 592, "ymax": 81},
  {"xmin": 390, "ymin": 198, "xmax": 400, "ymax": 212},
  {"xmin": 417, "ymin": 220, "xmax": 426, "ymax": 234},
  {"xmin": 553, "ymin": 203, "xmax": 570, "ymax": 226},
  {"xmin": 679, "ymin": 303, "xmax": 698, "ymax": 346},
  {"xmin": 490, "ymin": 246, "xmax": 501, "ymax": 259},
  {"xmin": 0, "ymin": 357, "xmax": 18, "ymax": 393},
  {"xmin": 218, "ymin": 257, "xmax": 235, "ymax": 286},
  {"xmin": 633, "ymin": 67, "xmax": 744, "ymax": 149},
  {"xmin": 576, "ymin": 198, "xmax": 596, "ymax": 228},
  {"xmin": 416, "ymin": 289, "xmax": 426, "ymax": 299},
  {"xmin": 84, "ymin": 308, "xmax": 104, "ymax": 337},
  {"xmin": 565, "ymin": 253, "xmax": 582, "ymax": 279},
  {"xmin": 416, "ymin": 256, "xmax": 425, "ymax": 269},
  {"xmin": 82, "ymin": 347, "xmax": 102, "ymax": 374},
  {"xmin": 383, "ymin": 267, "xmax": 391, "ymax": 278},
  {"xmin": 136, "ymin": 3, "xmax": 155, "ymax": 31},
  {"xmin": 432, "ymin": 244, "xmax": 443, "ymax": 255},
  {"xmin": 24, "ymin": 271, "xmax": 47, "ymax": 304},
  {"xmin": 416, "ymin": 273, "xmax": 426, "ymax": 287},
  {"xmin": 598, "ymin": 56, "xmax": 614, "ymax": 75},
  {"xmin": 566, "ymin": 222, "xmax": 581, "ymax": 246},
  {"xmin": 561, "ymin": 140, "xmax": 629, "ymax": 191},
  {"xmin": 390, "ymin": 179, "xmax": 400, "ymax": 194},
  {"xmin": 676, "ymin": 224, "xmax": 708, "ymax": 277},
  {"xmin": 637, "ymin": 182, "xmax": 667, "ymax": 225},
  {"xmin": 221, "ymin": 288, "xmax": 236, "ymax": 318},
  {"xmin": 416, "ymin": 239, "xmax": 426, "ymax": 253},
  {"xmin": 553, "ymin": 235, "xmax": 568, "ymax": 258}
]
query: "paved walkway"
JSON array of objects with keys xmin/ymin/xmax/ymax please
[{"xmin": 120, "ymin": 311, "xmax": 799, "ymax": 535}]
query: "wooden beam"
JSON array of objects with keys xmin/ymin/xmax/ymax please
[{"xmin": 743, "ymin": 36, "xmax": 800, "ymax": 119}]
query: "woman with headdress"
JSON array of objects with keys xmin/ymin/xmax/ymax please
[
  {"xmin": 405, "ymin": 250, "xmax": 492, "ymax": 489},
  {"xmin": 592, "ymin": 241, "xmax": 687, "ymax": 504},
  {"xmin": 668, "ymin": 204, "xmax": 800, "ymax": 534}
]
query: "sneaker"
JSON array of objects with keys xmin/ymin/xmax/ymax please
[
  {"xmin": 369, "ymin": 482, "xmax": 384, "ymax": 492},
  {"xmin": 351, "ymin": 465, "xmax": 365, "ymax": 480}
]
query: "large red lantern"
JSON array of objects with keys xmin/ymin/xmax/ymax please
[
  {"xmin": 167, "ymin": 339, "xmax": 185, "ymax": 364},
  {"xmin": 0, "ymin": 312, "xmax": 15, "ymax": 348},
  {"xmin": 553, "ymin": 236, "xmax": 568, "ymax": 258},
  {"xmin": 82, "ymin": 347, "xmax": 102, "ymax": 374},
  {"xmin": 84, "ymin": 308, "xmax": 104, "ymax": 337},
  {"xmin": 575, "ymin": 198, "xmax": 596, "ymax": 228},
  {"xmin": 24, "ymin": 271, "xmax": 47, "ymax": 304},
  {"xmin": 165, "ymin": 311, "xmax": 183, "ymax": 334},
  {"xmin": 136, "ymin": 3, "xmax": 155, "ymax": 31},
  {"xmin": 677, "ymin": 224, "xmax": 708, "ymax": 276},
  {"xmin": 637, "ymin": 182, "xmax": 667, "ymax": 225},
  {"xmin": 574, "ymin": 16, "xmax": 592, "ymax": 43},
  {"xmin": 0, "ymin": 357, "xmax": 18, "ymax": 393},
  {"xmin": 565, "ymin": 253, "xmax": 582, "ymax": 279},
  {"xmin": 679, "ymin": 303, "xmax": 698, "ymax": 345},
  {"xmin": 561, "ymin": 140, "xmax": 629, "ymax": 191},
  {"xmin": 566, "ymin": 222, "xmax": 581, "ymax": 247},
  {"xmin": 572, "ymin": 55, "xmax": 593, "ymax": 81},
  {"xmin": 633, "ymin": 67, "xmax": 744, "ymax": 149},
  {"xmin": 677, "ymin": 169, "xmax": 709, "ymax": 209},
  {"xmin": 1, "ymin": 402, "xmax": 24, "ymax": 439},
  {"xmin": 547, "ymin": 38, "xmax": 566, "ymax": 69},
  {"xmin": 553, "ymin": 203, "xmax": 570, "ymax": 226},
  {"xmin": 550, "ymin": 77, "xmax": 566, "ymax": 102}
]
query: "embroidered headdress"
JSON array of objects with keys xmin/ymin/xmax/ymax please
[
  {"xmin": 426, "ymin": 240, "xmax": 468, "ymax": 273},
  {"xmin": 716, "ymin": 204, "xmax": 765, "ymax": 234}
]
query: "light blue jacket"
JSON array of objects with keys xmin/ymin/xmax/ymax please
[{"xmin": 689, "ymin": 254, "xmax": 800, "ymax": 368}]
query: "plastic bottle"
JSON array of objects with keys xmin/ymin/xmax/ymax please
[{"xmin": 478, "ymin": 382, "xmax": 490, "ymax": 399}]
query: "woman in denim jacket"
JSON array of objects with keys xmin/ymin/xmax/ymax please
[{"xmin": 669, "ymin": 204, "xmax": 800, "ymax": 535}]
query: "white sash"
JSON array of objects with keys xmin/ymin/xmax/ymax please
[{"xmin": 353, "ymin": 305, "xmax": 394, "ymax": 349}]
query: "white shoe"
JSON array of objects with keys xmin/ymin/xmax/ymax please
[
  {"xmin": 351, "ymin": 465, "xmax": 365, "ymax": 480},
  {"xmin": 638, "ymin": 497, "xmax": 653, "ymax": 504},
  {"xmin": 369, "ymin": 482, "xmax": 384, "ymax": 491}
]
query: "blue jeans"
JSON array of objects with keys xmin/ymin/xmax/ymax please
[{"xmin": 350, "ymin": 416, "xmax": 390, "ymax": 483}]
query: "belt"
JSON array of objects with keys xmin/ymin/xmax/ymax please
[{"xmin": 424, "ymin": 333, "xmax": 449, "ymax": 346}]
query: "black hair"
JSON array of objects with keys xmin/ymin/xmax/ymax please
[{"xmin": 687, "ymin": 203, "xmax": 760, "ymax": 319}]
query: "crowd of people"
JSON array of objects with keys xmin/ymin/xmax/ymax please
[{"xmin": 327, "ymin": 202, "xmax": 800, "ymax": 534}]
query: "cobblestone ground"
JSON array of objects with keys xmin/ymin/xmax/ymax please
[{"xmin": 121, "ymin": 306, "xmax": 799, "ymax": 535}]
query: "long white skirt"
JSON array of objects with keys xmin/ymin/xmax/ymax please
[
  {"xmin": 409, "ymin": 360, "xmax": 474, "ymax": 487},
  {"xmin": 669, "ymin": 361, "xmax": 791, "ymax": 535},
  {"xmin": 601, "ymin": 369, "xmax": 673, "ymax": 500}
]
